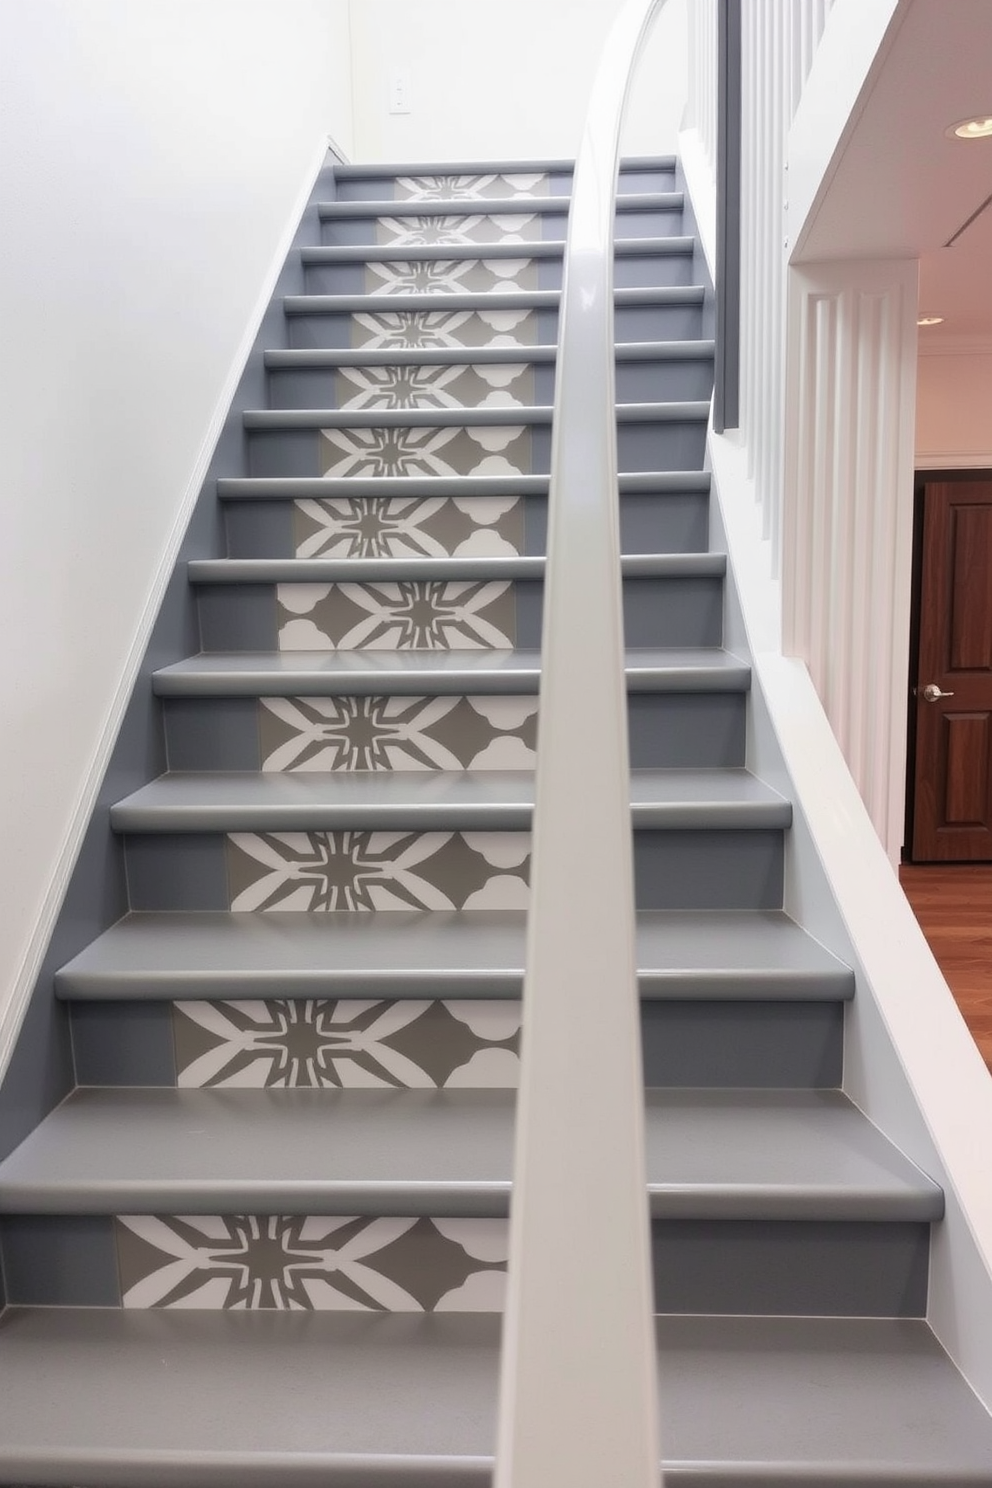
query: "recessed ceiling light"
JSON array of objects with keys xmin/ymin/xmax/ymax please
[
  {"xmin": 917, "ymin": 315, "xmax": 945, "ymax": 326},
  {"xmin": 948, "ymin": 116, "xmax": 992, "ymax": 140}
]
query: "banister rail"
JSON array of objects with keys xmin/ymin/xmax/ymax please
[{"xmin": 493, "ymin": 4, "xmax": 668, "ymax": 1485}]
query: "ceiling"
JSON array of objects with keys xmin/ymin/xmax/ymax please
[{"xmin": 795, "ymin": 0, "xmax": 992, "ymax": 345}]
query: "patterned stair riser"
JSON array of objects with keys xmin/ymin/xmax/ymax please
[
  {"xmin": 288, "ymin": 303, "xmax": 701, "ymax": 352},
  {"xmin": 301, "ymin": 254, "xmax": 696, "ymax": 297},
  {"xmin": 292, "ymin": 493, "xmax": 525, "ymax": 559},
  {"xmin": 1, "ymin": 1210, "xmax": 929, "ymax": 1317},
  {"xmin": 222, "ymin": 488, "xmax": 714, "ymax": 560},
  {"xmin": 332, "ymin": 168, "xmax": 676, "ymax": 204},
  {"xmin": 259, "ymin": 695, "xmax": 537, "ymax": 772},
  {"xmin": 161, "ymin": 693, "xmax": 746, "ymax": 774},
  {"xmin": 228, "ymin": 830, "xmax": 530, "ymax": 913},
  {"xmin": 68, "ymin": 997, "xmax": 843, "ymax": 1091},
  {"xmin": 345, "ymin": 305, "xmax": 541, "ymax": 351},
  {"xmin": 277, "ymin": 579, "xmax": 519, "ymax": 651},
  {"xmin": 267, "ymin": 357, "xmax": 712, "ymax": 412},
  {"xmin": 325, "ymin": 362, "xmax": 537, "ymax": 412},
  {"xmin": 247, "ymin": 418, "xmax": 707, "ymax": 478},
  {"xmin": 119, "ymin": 1213, "xmax": 509, "ymax": 1312},
  {"xmin": 174, "ymin": 998, "xmax": 520, "ymax": 1088},
  {"xmin": 198, "ymin": 575, "xmax": 722, "ymax": 651},
  {"xmin": 395, "ymin": 173, "xmax": 551, "ymax": 200}
]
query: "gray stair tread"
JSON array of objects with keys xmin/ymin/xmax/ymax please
[
  {"xmin": 0, "ymin": 1313, "xmax": 989, "ymax": 1484},
  {"xmin": 188, "ymin": 552, "xmax": 725, "ymax": 584},
  {"xmin": 317, "ymin": 190, "xmax": 683, "ymax": 217},
  {"xmin": 264, "ymin": 339, "xmax": 715, "ymax": 368},
  {"xmin": 283, "ymin": 285, "xmax": 703, "ymax": 314},
  {"xmin": 333, "ymin": 154, "xmax": 675, "ymax": 175},
  {"xmin": 301, "ymin": 236, "xmax": 694, "ymax": 263},
  {"xmin": 152, "ymin": 646, "xmax": 749, "ymax": 698},
  {"xmin": 0, "ymin": 1088, "xmax": 940, "ymax": 1220},
  {"xmin": 216, "ymin": 470, "xmax": 713, "ymax": 499},
  {"xmin": 109, "ymin": 768, "xmax": 791, "ymax": 834},
  {"xmin": 243, "ymin": 400, "xmax": 709, "ymax": 429},
  {"xmin": 55, "ymin": 909, "xmax": 853, "ymax": 1002}
]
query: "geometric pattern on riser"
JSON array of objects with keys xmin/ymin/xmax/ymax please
[
  {"xmin": 195, "ymin": 576, "xmax": 725, "ymax": 651},
  {"xmin": 331, "ymin": 168, "xmax": 675, "ymax": 202},
  {"xmin": 286, "ymin": 305, "xmax": 702, "ymax": 350},
  {"xmin": 68, "ymin": 999, "xmax": 842, "ymax": 1090},
  {"xmin": 245, "ymin": 421, "xmax": 708, "ymax": 478},
  {"xmin": 301, "ymin": 254, "xmax": 697, "ymax": 295},
  {"xmin": 0, "ymin": 1213, "xmax": 927, "ymax": 1317},
  {"xmin": 320, "ymin": 210, "xmax": 684, "ymax": 247},
  {"xmin": 265, "ymin": 358, "xmax": 715, "ymax": 410},
  {"xmin": 223, "ymin": 491, "xmax": 713, "ymax": 559},
  {"xmin": 121, "ymin": 829, "xmax": 785, "ymax": 912},
  {"xmin": 162, "ymin": 692, "xmax": 746, "ymax": 772}
]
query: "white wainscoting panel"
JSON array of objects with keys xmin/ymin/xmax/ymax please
[{"xmin": 783, "ymin": 258, "xmax": 919, "ymax": 859}]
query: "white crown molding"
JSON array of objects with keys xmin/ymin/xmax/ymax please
[{"xmin": 915, "ymin": 450, "xmax": 992, "ymax": 468}]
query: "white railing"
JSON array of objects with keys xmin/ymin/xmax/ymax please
[{"xmin": 493, "ymin": 4, "xmax": 667, "ymax": 1486}]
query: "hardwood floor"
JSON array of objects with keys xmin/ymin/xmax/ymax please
[{"xmin": 899, "ymin": 863, "xmax": 992, "ymax": 1070}]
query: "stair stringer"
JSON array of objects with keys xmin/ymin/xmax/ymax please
[
  {"xmin": 708, "ymin": 428, "xmax": 992, "ymax": 1413},
  {"xmin": 0, "ymin": 150, "xmax": 342, "ymax": 1165}
]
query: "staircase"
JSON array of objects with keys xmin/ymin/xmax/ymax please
[{"xmin": 0, "ymin": 155, "xmax": 990, "ymax": 1483}]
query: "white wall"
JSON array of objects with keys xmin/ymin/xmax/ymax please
[
  {"xmin": 916, "ymin": 346, "xmax": 992, "ymax": 468},
  {"xmin": 348, "ymin": 0, "xmax": 687, "ymax": 162},
  {"xmin": 0, "ymin": 0, "xmax": 352, "ymax": 1031}
]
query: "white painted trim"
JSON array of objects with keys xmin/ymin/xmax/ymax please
[
  {"xmin": 677, "ymin": 124, "xmax": 716, "ymax": 279},
  {"xmin": 0, "ymin": 134, "xmax": 331, "ymax": 1086},
  {"xmin": 916, "ymin": 450, "xmax": 992, "ymax": 469},
  {"xmin": 326, "ymin": 132, "xmax": 351, "ymax": 165},
  {"xmin": 711, "ymin": 421, "xmax": 992, "ymax": 1411},
  {"xmin": 786, "ymin": 0, "xmax": 906, "ymax": 260},
  {"xmin": 783, "ymin": 256, "xmax": 919, "ymax": 861}
]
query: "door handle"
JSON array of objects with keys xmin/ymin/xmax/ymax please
[{"xmin": 918, "ymin": 683, "xmax": 955, "ymax": 702}]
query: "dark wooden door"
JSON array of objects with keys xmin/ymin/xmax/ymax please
[{"xmin": 913, "ymin": 480, "xmax": 992, "ymax": 860}]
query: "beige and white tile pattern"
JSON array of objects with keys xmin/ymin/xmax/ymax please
[
  {"xmin": 351, "ymin": 305, "xmax": 539, "ymax": 351},
  {"xmin": 116, "ymin": 1214, "xmax": 509, "ymax": 1311},
  {"xmin": 363, "ymin": 258, "xmax": 538, "ymax": 296},
  {"xmin": 394, "ymin": 173, "xmax": 550, "ymax": 201},
  {"xmin": 172, "ymin": 998, "xmax": 521, "ymax": 1089},
  {"xmin": 375, "ymin": 214, "xmax": 546, "ymax": 248},
  {"xmin": 335, "ymin": 363, "xmax": 534, "ymax": 413},
  {"xmin": 319, "ymin": 424, "xmax": 532, "ymax": 480},
  {"xmin": 276, "ymin": 578, "xmax": 515, "ymax": 651},
  {"xmin": 259, "ymin": 695, "xmax": 537, "ymax": 773},
  {"xmin": 292, "ymin": 495, "xmax": 525, "ymax": 560},
  {"xmin": 227, "ymin": 830, "xmax": 530, "ymax": 912}
]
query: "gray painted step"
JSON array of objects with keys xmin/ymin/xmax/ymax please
[
  {"xmin": 0, "ymin": 1088, "xmax": 941, "ymax": 1221},
  {"xmin": 317, "ymin": 191, "xmax": 683, "ymax": 220},
  {"xmin": 300, "ymin": 236, "xmax": 694, "ymax": 264},
  {"xmin": 108, "ymin": 768, "xmax": 792, "ymax": 834},
  {"xmin": 1, "ymin": 1309, "xmax": 990, "ymax": 1484},
  {"xmin": 263, "ymin": 338, "xmax": 714, "ymax": 368},
  {"xmin": 187, "ymin": 552, "xmax": 725, "ymax": 584},
  {"xmin": 282, "ymin": 285, "xmax": 703, "ymax": 316},
  {"xmin": 152, "ymin": 647, "xmax": 749, "ymax": 697},
  {"xmin": 332, "ymin": 154, "xmax": 676, "ymax": 178},
  {"xmin": 217, "ymin": 470, "xmax": 712, "ymax": 499},
  {"xmin": 55, "ymin": 909, "xmax": 852, "ymax": 1002},
  {"xmin": 0, "ymin": 1312, "xmax": 990, "ymax": 1485},
  {"xmin": 241, "ymin": 399, "xmax": 710, "ymax": 430}
]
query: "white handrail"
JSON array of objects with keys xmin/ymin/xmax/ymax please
[{"xmin": 494, "ymin": 4, "xmax": 668, "ymax": 1486}]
